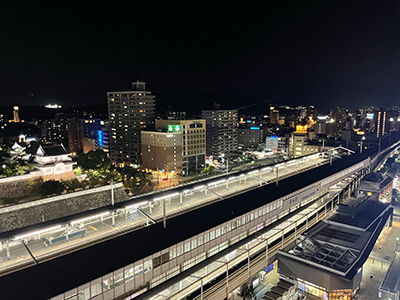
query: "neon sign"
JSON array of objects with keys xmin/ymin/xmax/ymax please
[{"xmin": 98, "ymin": 130, "xmax": 103, "ymax": 146}]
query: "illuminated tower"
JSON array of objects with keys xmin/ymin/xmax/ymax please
[
  {"xmin": 375, "ymin": 108, "xmax": 388, "ymax": 138},
  {"xmin": 13, "ymin": 106, "xmax": 20, "ymax": 123}
]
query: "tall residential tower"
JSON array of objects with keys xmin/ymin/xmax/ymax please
[
  {"xmin": 201, "ymin": 109, "xmax": 238, "ymax": 158},
  {"xmin": 107, "ymin": 81, "xmax": 156, "ymax": 165}
]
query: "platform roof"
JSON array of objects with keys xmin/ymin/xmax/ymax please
[{"xmin": 0, "ymin": 150, "xmax": 373, "ymax": 299}]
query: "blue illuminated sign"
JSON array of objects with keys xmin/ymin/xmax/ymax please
[
  {"xmin": 267, "ymin": 263, "xmax": 274, "ymax": 273},
  {"xmin": 98, "ymin": 130, "xmax": 103, "ymax": 146},
  {"xmin": 271, "ymin": 135, "xmax": 278, "ymax": 140},
  {"xmin": 250, "ymin": 127, "xmax": 259, "ymax": 130}
]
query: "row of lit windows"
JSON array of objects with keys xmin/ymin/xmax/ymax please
[
  {"xmin": 183, "ymin": 134, "xmax": 205, "ymax": 140},
  {"xmin": 184, "ymin": 139, "xmax": 205, "ymax": 145},
  {"xmin": 186, "ymin": 150, "xmax": 204, "ymax": 155}
]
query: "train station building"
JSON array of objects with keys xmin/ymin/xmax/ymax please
[{"xmin": 277, "ymin": 198, "xmax": 393, "ymax": 300}]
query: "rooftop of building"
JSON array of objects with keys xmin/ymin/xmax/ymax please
[
  {"xmin": 142, "ymin": 128, "xmax": 182, "ymax": 134},
  {"xmin": 25, "ymin": 142, "xmax": 69, "ymax": 156},
  {"xmin": 329, "ymin": 196, "xmax": 388, "ymax": 230},
  {"xmin": 358, "ymin": 172, "xmax": 393, "ymax": 192},
  {"xmin": 363, "ymin": 171, "xmax": 390, "ymax": 183},
  {"xmin": 279, "ymin": 199, "xmax": 392, "ymax": 277}
]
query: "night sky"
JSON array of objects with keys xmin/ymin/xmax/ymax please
[{"xmin": 1, "ymin": 1, "xmax": 400, "ymax": 114}]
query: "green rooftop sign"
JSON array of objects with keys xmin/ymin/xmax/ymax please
[{"xmin": 167, "ymin": 124, "xmax": 181, "ymax": 132}]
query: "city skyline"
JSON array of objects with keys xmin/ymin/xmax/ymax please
[
  {"xmin": 1, "ymin": 2, "xmax": 400, "ymax": 113},
  {"xmin": 2, "ymin": 3, "xmax": 400, "ymax": 299}
]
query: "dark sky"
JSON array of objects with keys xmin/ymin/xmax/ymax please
[{"xmin": 1, "ymin": 1, "xmax": 400, "ymax": 114}]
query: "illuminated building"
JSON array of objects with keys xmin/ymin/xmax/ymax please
[
  {"xmin": 201, "ymin": 109, "xmax": 238, "ymax": 157},
  {"xmin": 13, "ymin": 106, "xmax": 20, "ymax": 123},
  {"xmin": 24, "ymin": 143, "xmax": 76, "ymax": 178},
  {"xmin": 357, "ymin": 172, "xmax": 393, "ymax": 203},
  {"xmin": 99, "ymin": 121, "xmax": 109, "ymax": 153},
  {"xmin": 316, "ymin": 116, "xmax": 337, "ymax": 137},
  {"xmin": 155, "ymin": 119, "xmax": 206, "ymax": 174},
  {"xmin": 68, "ymin": 118, "xmax": 102, "ymax": 153},
  {"xmin": 270, "ymin": 106, "xmax": 279, "ymax": 125},
  {"xmin": 107, "ymin": 81, "xmax": 156, "ymax": 165},
  {"xmin": 289, "ymin": 133, "xmax": 321, "ymax": 158},
  {"xmin": 141, "ymin": 130, "xmax": 182, "ymax": 172},
  {"xmin": 238, "ymin": 121, "xmax": 266, "ymax": 150},
  {"xmin": 40, "ymin": 114, "xmax": 69, "ymax": 145},
  {"xmin": 265, "ymin": 135, "xmax": 287, "ymax": 153}
]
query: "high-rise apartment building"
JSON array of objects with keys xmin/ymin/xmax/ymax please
[
  {"xmin": 201, "ymin": 109, "xmax": 238, "ymax": 157},
  {"xmin": 107, "ymin": 81, "xmax": 156, "ymax": 166},
  {"xmin": 155, "ymin": 119, "xmax": 206, "ymax": 174},
  {"xmin": 40, "ymin": 114, "xmax": 69, "ymax": 145}
]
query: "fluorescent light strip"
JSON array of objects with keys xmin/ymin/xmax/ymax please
[
  {"xmin": 125, "ymin": 201, "xmax": 149, "ymax": 210},
  {"xmin": 15, "ymin": 225, "xmax": 63, "ymax": 240},
  {"xmin": 211, "ymin": 180, "xmax": 226, "ymax": 185},
  {"xmin": 71, "ymin": 212, "xmax": 110, "ymax": 226},
  {"xmin": 154, "ymin": 192, "xmax": 180, "ymax": 201}
]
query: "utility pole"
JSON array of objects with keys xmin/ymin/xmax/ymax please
[{"xmin": 111, "ymin": 179, "xmax": 115, "ymax": 227}]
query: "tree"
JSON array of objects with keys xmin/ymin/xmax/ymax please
[
  {"xmin": 40, "ymin": 180, "xmax": 65, "ymax": 197},
  {"xmin": 102, "ymin": 170, "xmax": 122, "ymax": 184},
  {"xmin": 63, "ymin": 178, "xmax": 82, "ymax": 192},
  {"xmin": 85, "ymin": 169, "xmax": 103, "ymax": 188},
  {"xmin": 14, "ymin": 160, "xmax": 35, "ymax": 175},
  {"xmin": 202, "ymin": 165, "xmax": 215, "ymax": 174},
  {"xmin": 77, "ymin": 150, "xmax": 111, "ymax": 171},
  {"xmin": 121, "ymin": 167, "xmax": 151, "ymax": 194},
  {"xmin": 123, "ymin": 177, "xmax": 140, "ymax": 193},
  {"xmin": 0, "ymin": 165, "xmax": 14, "ymax": 177},
  {"xmin": 73, "ymin": 166, "xmax": 83, "ymax": 177}
]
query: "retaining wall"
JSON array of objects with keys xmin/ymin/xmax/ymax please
[{"xmin": 0, "ymin": 183, "xmax": 129, "ymax": 233}]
